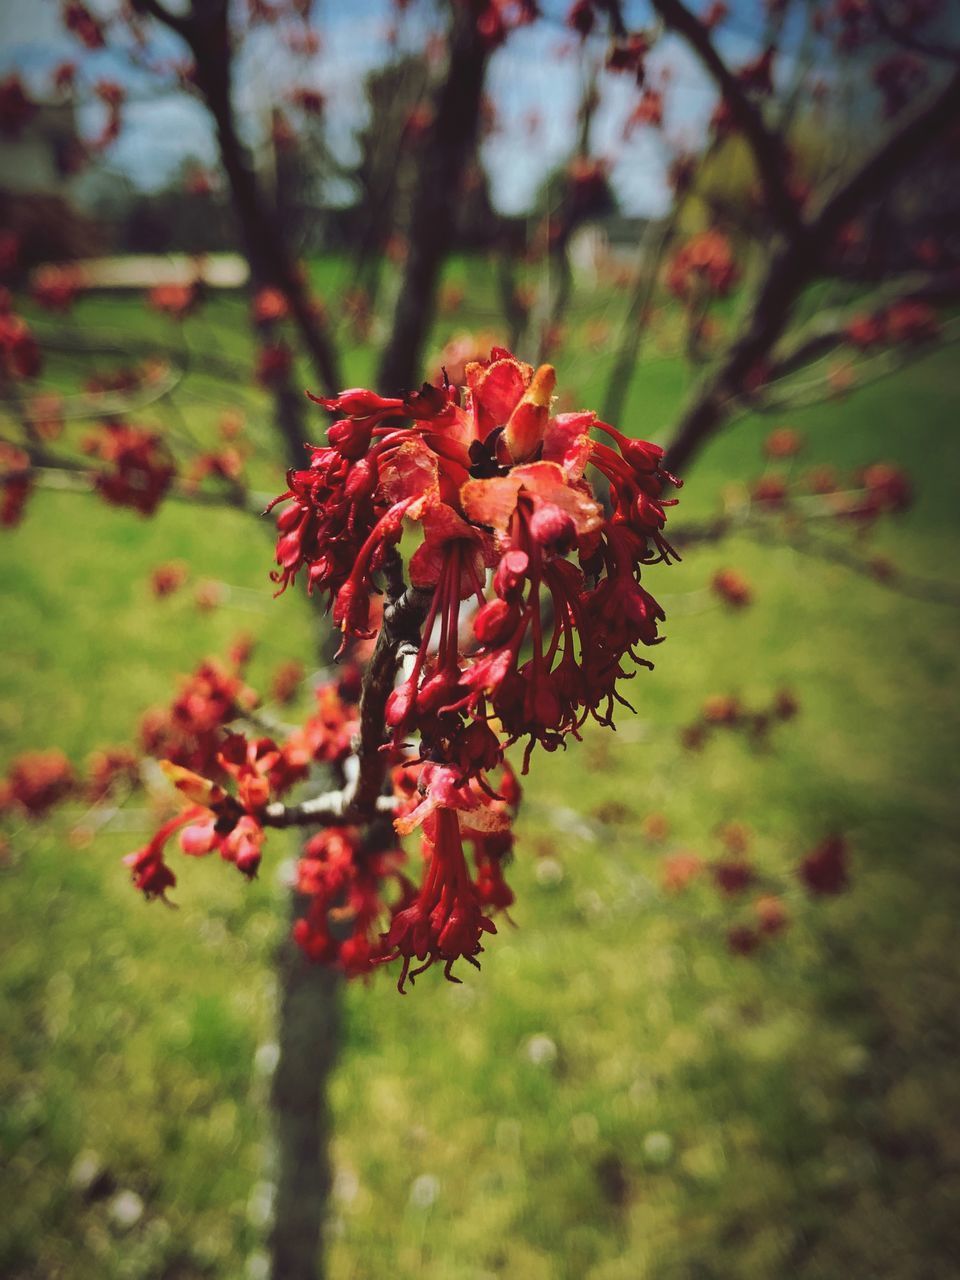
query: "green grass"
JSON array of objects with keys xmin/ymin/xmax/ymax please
[{"xmin": 1, "ymin": 261, "xmax": 959, "ymax": 1279}]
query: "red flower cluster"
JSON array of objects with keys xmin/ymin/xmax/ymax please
[
  {"xmin": 798, "ymin": 834, "xmax": 849, "ymax": 895},
  {"xmin": 0, "ymin": 749, "xmax": 75, "ymax": 817},
  {"xmin": 32, "ymin": 264, "xmax": 84, "ymax": 312},
  {"xmin": 252, "ymin": 286, "xmax": 290, "ymax": 326},
  {"xmin": 62, "ymin": 0, "xmax": 105, "ymax": 49},
  {"xmin": 474, "ymin": 0, "xmax": 538, "ymax": 48},
  {"xmin": 847, "ymin": 299, "xmax": 940, "ymax": 350},
  {"xmin": 84, "ymin": 423, "xmax": 177, "ymax": 516},
  {"xmin": 256, "ymin": 341, "xmax": 293, "ymax": 388},
  {"xmin": 148, "ymin": 281, "xmax": 201, "ymax": 319},
  {"xmin": 764, "ymin": 426, "xmax": 804, "ymax": 459},
  {"xmin": 261, "ymin": 347, "xmax": 679, "ymax": 985},
  {"xmin": 0, "ymin": 75, "xmax": 35, "ymax": 138},
  {"xmin": 124, "ymin": 351, "xmax": 678, "ymax": 990},
  {"xmin": 712, "ymin": 567, "xmax": 753, "ymax": 608},
  {"xmin": 126, "ymin": 660, "xmax": 364, "ymax": 900},
  {"xmin": 139, "ymin": 651, "xmax": 260, "ymax": 779},
  {"xmin": 680, "ymin": 688, "xmax": 798, "ymax": 751},
  {"xmin": 85, "ymin": 746, "xmax": 140, "ymax": 803},
  {"xmin": 0, "ymin": 306, "xmax": 42, "ymax": 380},
  {"xmin": 150, "ymin": 561, "xmax": 188, "ymax": 598},
  {"xmin": 0, "ymin": 441, "xmax": 31, "ymax": 527},
  {"xmin": 666, "ymin": 231, "xmax": 739, "ymax": 302}
]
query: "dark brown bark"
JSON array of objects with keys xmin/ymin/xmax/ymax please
[
  {"xmin": 187, "ymin": 27, "xmax": 342, "ymax": 397},
  {"xmin": 137, "ymin": 0, "xmax": 343, "ymax": 398},
  {"xmin": 377, "ymin": 3, "xmax": 490, "ymax": 394}
]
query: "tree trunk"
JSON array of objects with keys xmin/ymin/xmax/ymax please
[
  {"xmin": 268, "ymin": 902, "xmax": 341, "ymax": 1280},
  {"xmin": 377, "ymin": 2, "xmax": 490, "ymax": 394}
]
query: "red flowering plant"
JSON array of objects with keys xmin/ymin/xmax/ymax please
[{"xmin": 115, "ymin": 348, "xmax": 681, "ymax": 991}]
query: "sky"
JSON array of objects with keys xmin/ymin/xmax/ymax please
[{"xmin": 0, "ymin": 0, "xmax": 791, "ymax": 217}]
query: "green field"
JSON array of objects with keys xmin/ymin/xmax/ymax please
[{"xmin": 2, "ymin": 261, "xmax": 959, "ymax": 1279}]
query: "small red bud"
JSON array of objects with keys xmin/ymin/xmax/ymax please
[{"xmin": 473, "ymin": 598, "xmax": 520, "ymax": 646}]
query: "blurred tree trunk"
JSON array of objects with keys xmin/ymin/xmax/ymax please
[
  {"xmin": 268, "ymin": 913, "xmax": 341, "ymax": 1280},
  {"xmin": 378, "ymin": 2, "xmax": 490, "ymax": 394},
  {"xmin": 182, "ymin": 0, "xmax": 342, "ymax": 397}
]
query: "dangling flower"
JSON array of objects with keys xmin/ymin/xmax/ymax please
[{"xmin": 382, "ymin": 806, "xmax": 497, "ymax": 992}]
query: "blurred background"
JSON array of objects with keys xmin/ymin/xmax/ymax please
[{"xmin": 1, "ymin": 1, "xmax": 959, "ymax": 1277}]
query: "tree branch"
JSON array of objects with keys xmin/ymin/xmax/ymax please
[
  {"xmin": 141, "ymin": 0, "xmax": 343, "ymax": 401},
  {"xmin": 649, "ymin": 0, "xmax": 801, "ymax": 235},
  {"xmin": 378, "ymin": 2, "xmax": 491, "ymax": 393},
  {"xmin": 664, "ymin": 68, "xmax": 960, "ymax": 474}
]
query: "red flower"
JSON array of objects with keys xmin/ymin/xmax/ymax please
[
  {"xmin": 755, "ymin": 894, "xmax": 789, "ymax": 936},
  {"xmin": 382, "ymin": 806, "xmax": 497, "ymax": 992},
  {"xmin": 86, "ymin": 746, "xmax": 140, "ymax": 802},
  {"xmin": 0, "ymin": 76, "xmax": 35, "ymax": 138},
  {"xmin": 256, "ymin": 348, "xmax": 682, "ymax": 984},
  {"xmin": 271, "ymin": 660, "xmax": 304, "ymax": 704},
  {"xmin": 567, "ymin": 0, "xmax": 596, "ymax": 38},
  {"xmin": 290, "ymin": 87, "xmax": 325, "ymax": 116},
  {"xmin": 0, "ymin": 441, "xmax": 32, "ymax": 527},
  {"xmin": 32, "ymin": 264, "xmax": 84, "ymax": 312},
  {"xmin": 255, "ymin": 341, "xmax": 293, "ymax": 387},
  {"xmin": 87, "ymin": 424, "xmax": 176, "ymax": 516},
  {"xmin": 0, "ymin": 311, "xmax": 42, "ymax": 380},
  {"xmin": 139, "ymin": 652, "xmax": 258, "ymax": 779},
  {"xmin": 62, "ymin": 0, "xmax": 105, "ymax": 49},
  {"xmin": 661, "ymin": 852, "xmax": 703, "ymax": 893},
  {"xmin": 712, "ymin": 858, "xmax": 756, "ymax": 896},
  {"xmin": 666, "ymin": 231, "xmax": 739, "ymax": 302},
  {"xmin": 148, "ymin": 281, "xmax": 200, "ymax": 319},
  {"xmin": 884, "ymin": 300, "xmax": 939, "ymax": 346},
  {"xmin": 2, "ymin": 749, "xmax": 75, "ymax": 816},
  {"xmin": 252, "ymin": 286, "xmax": 289, "ymax": 325},
  {"xmin": 727, "ymin": 925, "xmax": 762, "ymax": 955},
  {"xmin": 798, "ymin": 834, "xmax": 849, "ymax": 895},
  {"xmin": 712, "ymin": 568, "xmax": 752, "ymax": 608},
  {"xmin": 764, "ymin": 426, "xmax": 804, "ymax": 459}
]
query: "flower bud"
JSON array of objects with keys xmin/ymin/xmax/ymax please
[
  {"xmin": 416, "ymin": 669, "xmax": 463, "ymax": 715},
  {"xmin": 386, "ymin": 679, "xmax": 417, "ymax": 729},
  {"xmin": 309, "ymin": 387, "xmax": 403, "ymax": 417},
  {"xmin": 529, "ymin": 503, "xmax": 576, "ymax": 552},
  {"xmin": 493, "ymin": 548, "xmax": 529, "ymax": 600},
  {"xmin": 473, "ymin": 598, "xmax": 520, "ymax": 646},
  {"xmin": 343, "ymin": 455, "xmax": 377, "ymax": 499},
  {"xmin": 328, "ymin": 417, "xmax": 373, "ymax": 460},
  {"xmin": 275, "ymin": 501, "xmax": 302, "ymax": 532}
]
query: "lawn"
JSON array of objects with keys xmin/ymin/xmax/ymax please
[{"xmin": 1, "ymin": 259, "xmax": 959, "ymax": 1279}]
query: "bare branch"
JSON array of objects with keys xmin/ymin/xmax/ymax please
[
  {"xmin": 649, "ymin": 0, "xmax": 801, "ymax": 235},
  {"xmin": 262, "ymin": 792, "xmax": 397, "ymax": 829},
  {"xmin": 664, "ymin": 69, "xmax": 960, "ymax": 474}
]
